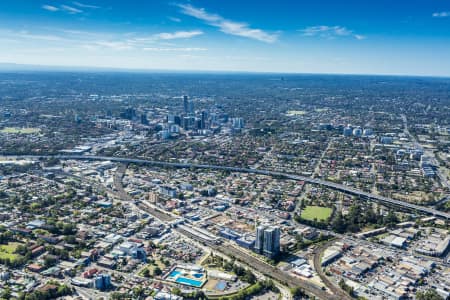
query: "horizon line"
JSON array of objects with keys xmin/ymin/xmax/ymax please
[{"xmin": 0, "ymin": 62, "xmax": 449, "ymax": 79}]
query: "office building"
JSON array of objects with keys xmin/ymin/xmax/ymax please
[
  {"xmin": 182, "ymin": 116, "xmax": 195, "ymax": 130},
  {"xmin": 183, "ymin": 117, "xmax": 190, "ymax": 130},
  {"xmin": 201, "ymin": 110, "xmax": 208, "ymax": 129},
  {"xmin": 189, "ymin": 100, "xmax": 195, "ymax": 114},
  {"xmin": 195, "ymin": 118, "xmax": 202, "ymax": 130},
  {"xmin": 140, "ymin": 113, "xmax": 149, "ymax": 125},
  {"xmin": 183, "ymin": 95, "xmax": 189, "ymax": 114},
  {"xmin": 148, "ymin": 192, "xmax": 158, "ymax": 203},
  {"xmin": 343, "ymin": 125, "xmax": 353, "ymax": 137},
  {"xmin": 93, "ymin": 273, "xmax": 111, "ymax": 290},
  {"xmin": 169, "ymin": 124, "xmax": 179, "ymax": 133},
  {"xmin": 255, "ymin": 225, "xmax": 265, "ymax": 253},
  {"xmin": 121, "ymin": 107, "xmax": 136, "ymax": 120},
  {"xmin": 263, "ymin": 226, "xmax": 280, "ymax": 258},
  {"xmin": 231, "ymin": 117, "xmax": 245, "ymax": 129},
  {"xmin": 167, "ymin": 114, "xmax": 176, "ymax": 124},
  {"xmin": 254, "ymin": 225, "xmax": 280, "ymax": 258},
  {"xmin": 174, "ymin": 115, "xmax": 181, "ymax": 126},
  {"xmin": 363, "ymin": 128, "xmax": 373, "ymax": 136},
  {"xmin": 380, "ymin": 136, "xmax": 393, "ymax": 144},
  {"xmin": 160, "ymin": 130, "xmax": 170, "ymax": 140},
  {"xmin": 353, "ymin": 127, "xmax": 363, "ymax": 137}
]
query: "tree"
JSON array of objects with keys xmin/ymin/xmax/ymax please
[
  {"xmin": 416, "ymin": 289, "xmax": 444, "ymax": 300},
  {"xmin": 347, "ymin": 203, "xmax": 363, "ymax": 229},
  {"xmin": 242, "ymin": 269, "xmax": 256, "ymax": 284},
  {"xmin": 15, "ymin": 244, "xmax": 29, "ymax": 256},
  {"xmin": 339, "ymin": 279, "xmax": 355, "ymax": 297},
  {"xmin": 142, "ymin": 268, "xmax": 150, "ymax": 278},
  {"xmin": 365, "ymin": 207, "xmax": 378, "ymax": 224},
  {"xmin": 44, "ymin": 255, "xmax": 58, "ymax": 268},
  {"xmin": 132, "ymin": 286, "xmax": 145, "ymax": 298},
  {"xmin": 0, "ymin": 287, "xmax": 11, "ymax": 299},
  {"xmin": 57, "ymin": 285, "xmax": 72, "ymax": 297},
  {"xmin": 291, "ymin": 287, "xmax": 305, "ymax": 298},
  {"xmin": 295, "ymin": 234, "xmax": 306, "ymax": 249},
  {"xmin": 191, "ymin": 291, "xmax": 206, "ymax": 300},
  {"xmin": 110, "ymin": 292, "xmax": 128, "ymax": 300},
  {"xmin": 331, "ymin": 212, "xmax": 346, "ymax": 233},
  {"xmin": 153, "ymin": 266, "xmax": 162, "ymax": 276},
  {"xmin": 384, "ymin": 210, "xmax": 399, "ymax": 227},
  {"xmin": 262, "ymin": 280, "xmax": 278, "ymax": 292}
]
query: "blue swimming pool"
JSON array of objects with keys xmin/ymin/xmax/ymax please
[
  {"xmin": 192, "ymin": 273, "xmax": 203, "ymax": 279},
  {"xmin": 215, "ymin": 281, "xmax": 227, "ymax": 291},
  {"xmin": 175, "ymin": 276, "xmax": 203, "ymax": 287},
  {"xmin": 168, "ymin": 270, "xmax": 181, "ymax": 278}
]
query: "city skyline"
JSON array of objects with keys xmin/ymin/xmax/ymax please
[{"xmin": 1, "ymin": 0, "xmax": 450, "ymax": 76}]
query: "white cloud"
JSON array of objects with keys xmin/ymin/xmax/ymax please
[
  {"xmin": 17, "ymin": 30, "xmax": 65, "ymax": 41},
  {"xmin": 42, "ymin": 5, "xmax": 59, "ymax": 12},
  {"xmin": 2, "ymin": 27, "xmax": 206, "ymax": 53},
  {"xmin": 94, "ymin": 41, "xmax": 133, "ymax": 50},
  {"xmin": 143, "ymin": 47, "xmax": 207, "ymax": 52},
  {"xmin": 60, "ymin": 5, "xmax": 83, "ymax": 14},
  {"xmin": 59, "ymin": 29, "xmax": 102, "ymax": 37},
  {"xmin": 300, "ymin": 25, "xmax": 364, "ymax": 40},
  {"xmin": 432, "ymin": 11, "xmax": 450, "ymax": 18},
  {"xmin": 153, "ymin": 30, "xmax": 203, "ymax": 40},
  {"xmin": 43, "ymin": 2, "xmax": 98, "ymax": 14},
  {"xmin": 72, "ymin": 1, "xmax": 100, "ymax": 9},
  {"xmin": 177, "ymin": 3, "xmax": 278, "ymax": 43},
  {"xmin": 168, "ymin": 16, "xmax": 181, "ymax": 23}
]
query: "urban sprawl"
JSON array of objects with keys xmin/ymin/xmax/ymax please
[{"xmin": 0, "ymin": 73, "xmax": 449, "ymax": 300}]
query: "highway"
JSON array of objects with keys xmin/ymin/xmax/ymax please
[
  {"xmin": 435, "ymin": 195, "xmax": 450, "ymax": 209},
  {"xmin": 7, "ymin": 154, "xmax": 450, "ymax": 220}
]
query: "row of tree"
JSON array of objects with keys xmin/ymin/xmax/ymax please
[
  {"xmin": 330, "ymin": 203, "xmax": 398, "ymax": 233},
  {"xmin": 216, "ymin": 280, "xmax": 278, "ymax": 300}
]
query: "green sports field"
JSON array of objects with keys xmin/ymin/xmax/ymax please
[
  {"xmin": 301, "ymin": 206, "xmax": 332, "ymax": 221},
  {"xmin": 0, "ymin": 127, "xmax": 41, "ymax": 134}
]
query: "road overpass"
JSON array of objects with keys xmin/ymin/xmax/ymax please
[{"xmin": 6, "ymin": 154, "xmax": 450, "ymax": 220}]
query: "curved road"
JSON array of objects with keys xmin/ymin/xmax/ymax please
[
  {"xmin": 5, "ymin": 154, "xmax": 450, "ymax": 220},
  {"xmin": 313, "ymin": 240, "xmax": 352, "ymax": 300}
]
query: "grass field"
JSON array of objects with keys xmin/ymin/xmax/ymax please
[
  {"xmin": 0, "ymin": 242, "xmax": 22, "ymax": 261},
  {"xmin": 0, "ymin": 127, "xmax": 41, "ymax": 134},
  {"xmin": 301, "ymin": 206, "xmax": 332, "ymax": 221}
]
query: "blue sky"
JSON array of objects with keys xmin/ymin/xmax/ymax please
[{"xmin": 0, "ymin": 0, "xmax": 450, "ymax": 76}]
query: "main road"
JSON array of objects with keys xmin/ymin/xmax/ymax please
[{"xmin": 4, "ymin": 154, "xmax": 450, "ymax": 220}]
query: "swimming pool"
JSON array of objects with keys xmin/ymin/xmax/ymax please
[
  {"xmin": 175, "ymin": 276, "xmax": 204, "ymax": 287},
  {"xmin": 166, "ymin": 268, "xmax": 206, "ymax": 287},
  {"xmin": 215, "ymin": 281, "xmax": 227, "ymax": 291},
  {"xmin": 168, "ymin": 270, "xmax": 181, "ymax": 278}
]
